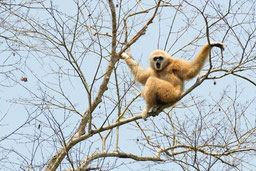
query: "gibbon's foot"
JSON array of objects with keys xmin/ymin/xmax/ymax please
[
  {"xmin": 210, "ymin": 42, "xmax": 225, "ymax": 50},
  {"xmin": 148, "ymin": 106, "xmax": 161, "ymax": 117},
  {"xmin": 151, "ymin": 105, "xmax": 161, "ymax": 113},
  {"xmin": 141, "ymin": 108, "xmax": 148, "ymax": 121},
  {"xmin": 141, "ymin": 106, "xmax": 160, "ymax": 120}
]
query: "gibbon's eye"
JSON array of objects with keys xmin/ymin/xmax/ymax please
[
  {"xmin": 153, "ymin": 56, "xmax": 164, "ymax": 61},
  {"xmin": 158, "ymin": 56, "xmax": 163, "ymax": 60}
]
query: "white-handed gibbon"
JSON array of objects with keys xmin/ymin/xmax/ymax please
[{"xmin": 121, "ymin": 42, "xmax": 224, "ymax": 120}]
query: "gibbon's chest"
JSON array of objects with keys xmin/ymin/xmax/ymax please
[{"xmin": 154, "ymin": 67, "xmax": 183, "ymax": 86}]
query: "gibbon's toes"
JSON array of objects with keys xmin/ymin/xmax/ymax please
[
  {"xmin": 121, "ymin": 52, "xmax": 129, "ymax": 59},
  {"xmin": 151, "ymin": 106, "xmax": 160, "ymax": 113},
  {"xmin": 210, "ymin": 42, "xmax": 225, "ymax": 50},
  {"xmin": 141, "ymin": 109, "xmax": 148, "ymax": 121}
]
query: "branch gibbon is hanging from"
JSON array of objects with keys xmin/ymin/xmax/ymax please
[{"xmin": 121, "ymin": 42, "xmax": 224, "ymax": 120}]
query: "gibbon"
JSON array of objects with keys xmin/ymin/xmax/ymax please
[{"xmin": 121, "ymin": 42, "xmax": 224, "ymax": 120}]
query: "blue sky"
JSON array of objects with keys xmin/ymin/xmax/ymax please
[{"xmin": 1, "ymin": 0, "xmax": 256, "ymax": 170}]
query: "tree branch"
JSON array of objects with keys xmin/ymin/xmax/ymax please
[{"xmin": 77, "ymin": 151, "xmax": 164, "ymax": 170}]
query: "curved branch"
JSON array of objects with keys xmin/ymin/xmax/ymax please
[
  {"xmin": 45, "ymin": 0, "xmax": 119, "ymax": 170},
  {"xmin": 45, "ymin": 1, "xmax": 164, "ymax": 170},
  {"xmin": 78, "ymin": 151, "xmax": 164, "ymax": 169},
  {"xmin": 119, "ymin": 0, "xmax": 162, "ymax": 55}
]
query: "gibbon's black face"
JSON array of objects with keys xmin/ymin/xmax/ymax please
[
  {"xmin": 149, "ymin": 50, "xmax": 170, "ymax": 71},
  {"xmin": 153, "ymin": 56, "xmax": 164, "ymax": 70}
]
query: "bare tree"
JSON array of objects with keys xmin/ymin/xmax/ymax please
[{"xmin": 0, "ymin": 0, "xmax": 256, "ymax": 170}]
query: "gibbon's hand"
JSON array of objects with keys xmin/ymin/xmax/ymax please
[
  {"xmin": 121, "ymin": 52, "xmax": 130, "ymax": 59},
  {"xmin": 210, "ymin": 42, "xmax": 225, "ymax": 50}
]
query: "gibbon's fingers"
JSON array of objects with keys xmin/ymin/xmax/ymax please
[
  {"xmin": 121, "ymin": 52, "xmax": 130, "ymax": 59},
  {"xmin": 210, "ymin": 42, "xmax": 225, "ymax": 50},
  {"xmin": 127, "ymin": 47, "xmax": 132, "ymax": 57}
]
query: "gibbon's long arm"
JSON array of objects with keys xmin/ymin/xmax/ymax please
[
  {"xmin": 122, "ymin": 53, "xmax": 153, "ymax": 85},
  {"xmin": 178, "ymin": 42, "xmax": 224, "ymax": 80}
]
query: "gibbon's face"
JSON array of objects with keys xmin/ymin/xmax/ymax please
[
  {"xmin": 153, "ymin": 56, "xmax": 164, "ymax": 70},
  {"xmin": 149, "ymin": 50, "xmax": 170, "ymax": 71}
]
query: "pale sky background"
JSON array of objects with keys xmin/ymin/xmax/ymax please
[{"xmin": 1, "ymin": 0, "xmax": 256, "ymax": 170}]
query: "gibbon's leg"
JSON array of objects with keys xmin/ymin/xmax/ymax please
[
  {"xmin": 141, "ymin": 76, "xmax": 182, "ymax": 120},
  {"xmin": 141, "ymin": 78, "xmax": 157, "ymax": 120}
]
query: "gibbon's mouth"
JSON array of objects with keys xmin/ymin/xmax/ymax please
[{"xmin": 156, "ymin": 62, "xmax": 161, "ymax": 69}]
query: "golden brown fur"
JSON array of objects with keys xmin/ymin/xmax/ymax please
[{"xmin": 122, "ymin": 42, "xmax": 224, "ymax": 120}]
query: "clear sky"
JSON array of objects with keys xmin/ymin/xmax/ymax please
[{"xmin": 1, "ymin": 0, "xmax": 256, "ymax": 170}]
